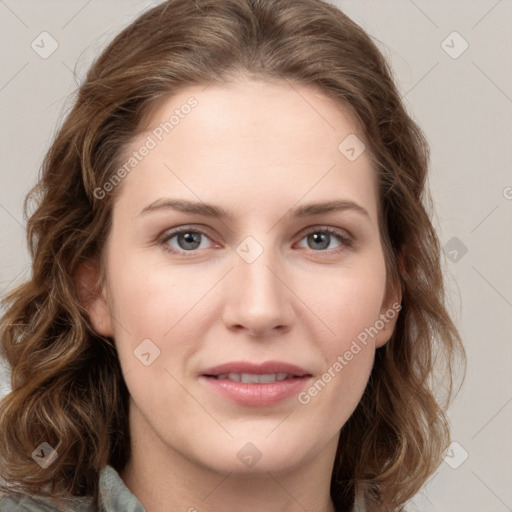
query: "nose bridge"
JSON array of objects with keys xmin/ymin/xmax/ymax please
[{"xmin": 223, "ymin": 233, "xmax": 293, "ymax": 335}]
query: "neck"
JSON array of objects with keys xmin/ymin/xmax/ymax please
[{"xmin": 119, "ymin": 404, "xmax": 338, "ymax": 512}]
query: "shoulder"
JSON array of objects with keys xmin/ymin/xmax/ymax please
[
  {"xmin": 0, "ymin": 491, "xmax": 59, "ymax": 511},
  {"xmin": 0, "ymin": 491, "xmax": 94, "ymax": 511},
  {"xmin": 99, "ymin": 465, "xmax": 146, "ymax": 512},
  {"xmin": 0, "ymin": 465, "xmax": 136, "ymax": 512}
]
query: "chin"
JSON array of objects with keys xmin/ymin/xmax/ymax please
[{"xmin": 186, "ymin": 432, "xmax": 322, "ymax": 476}]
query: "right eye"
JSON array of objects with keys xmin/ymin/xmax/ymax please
[{"xmin": 159, "ymin": 227, "xmax": 217, "ymax": 254}]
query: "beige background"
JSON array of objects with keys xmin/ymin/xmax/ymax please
[{"xmin": 1, "ymin": 1, "xmax": 511, "ymax": 510}]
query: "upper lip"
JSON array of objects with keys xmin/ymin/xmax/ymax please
[{"xmin": 201, "ymin": 361, "xmax": 311, "ymax": 377}]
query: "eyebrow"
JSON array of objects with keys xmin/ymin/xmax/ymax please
[{"xmin": 138, "ymin": 198, "xmax": 370, "ymax": 220}]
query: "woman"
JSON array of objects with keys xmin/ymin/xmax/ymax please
[{"xmin": 0, "ymin": 0, "xmax": 466, "ymax": 510}]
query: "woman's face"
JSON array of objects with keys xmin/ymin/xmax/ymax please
[{"xmin": 87, "ymin": 77, "xmax": 401, "ymax": 475}]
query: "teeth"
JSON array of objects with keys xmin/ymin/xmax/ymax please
[
  {"xmin": 241, "ymin": 373, "xmax": 260, "ymax": 383},
  {"xmin": 258, "ymin": 373, "xmax": 277, "ymax": 383},
  {"xmin": 213, "ymin": 373, "xmax": 295, "ymax": 383}
]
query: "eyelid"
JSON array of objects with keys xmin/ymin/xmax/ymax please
[{"xmin": 299, "ymin": 225, "xmax": 353, "ymax": 242}]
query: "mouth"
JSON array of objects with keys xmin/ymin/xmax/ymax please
[
  {"xmin": 201, "ymin": 360, "xmax": 311, "ymax": 378},
  {"xmin": 200, "ymin": 361, "xmax": 312, "ymax": 407},
  {"xmin": 205, "ymin": 372, "xmax": 301, "ymax": 383}
]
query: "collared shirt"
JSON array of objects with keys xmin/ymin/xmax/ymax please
[{"xmin": 0, "ymin": 465, "xmax": 146, "ymax": 511}]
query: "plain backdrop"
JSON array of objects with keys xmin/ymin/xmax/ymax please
[{"xmin": 0, "ymin": 1, "xmax": 511, "ymax": 510}]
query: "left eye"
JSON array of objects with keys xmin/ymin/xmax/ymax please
[
  {"xmin": 159, "ymin": 227, "xmax": 353, "ymax": 254},
  {"xmin": 297, "ymin": 228, "xmax": 353, "ymax": 253}
]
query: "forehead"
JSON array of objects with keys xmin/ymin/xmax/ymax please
[
  {"xmin": 141, "ymin": 76, "xmax": 365, "ymax": 153},
  {"xmin": 113, "ymin": 77, "xmax": 379, "ymax": 225}
]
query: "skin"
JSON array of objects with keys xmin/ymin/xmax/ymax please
[{"xmin": 81, "ymin": 76, "xmax": 401, "ymax": 512}]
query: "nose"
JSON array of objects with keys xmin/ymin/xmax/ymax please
[{"xmin": 221, "ymin": 245, "xmax": 295, "ymax": 338}]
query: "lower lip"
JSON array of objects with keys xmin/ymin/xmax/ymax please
[{"xmin": 200, "ymin": 376, "xmax": 311, "ymax": 407}]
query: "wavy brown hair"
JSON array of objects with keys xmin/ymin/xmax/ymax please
[{"xmin": 0, "ymin": 0, "xmax": 466, "ymax": 510}]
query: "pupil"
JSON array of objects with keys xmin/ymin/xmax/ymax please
[
  {"xmin": 310, "ymin": 233, "xmax": 329, "ymax": 250},
  {"xmin": 180, "ymin": 232, "xmax": 201, "ymax": 250}
]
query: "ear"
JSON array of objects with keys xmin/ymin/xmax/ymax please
[
  {"xmin": 74, "ymin": 260, "xmax": 114, "ymax": 337},
  {"xmin": 374, "ymin": 255, "xmax": 404, "ymax": 349}
]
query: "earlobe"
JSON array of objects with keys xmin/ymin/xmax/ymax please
[{"xmin": 74, "ymin": 260, "xmax": 114, "ymax": 337}]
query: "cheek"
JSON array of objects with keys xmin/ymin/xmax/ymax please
[
  {"xmin": 300, "ymin": 261, "xmax": 387, "ymax": 349},
  {"xmin": 296, "ymin": 274, "xmax": 380, "ymax": 425},
  {"xmin": 108, "ymin": 254, "xmax": 194, "ymax": 333},
  {"xmin": 106, "ymin": 255, "xmax": 211, "ymax": 375}
]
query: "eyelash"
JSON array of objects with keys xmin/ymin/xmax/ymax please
[{"xmin": 157, "ymin": 226, "xmax": 354, "ymax": 256}]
